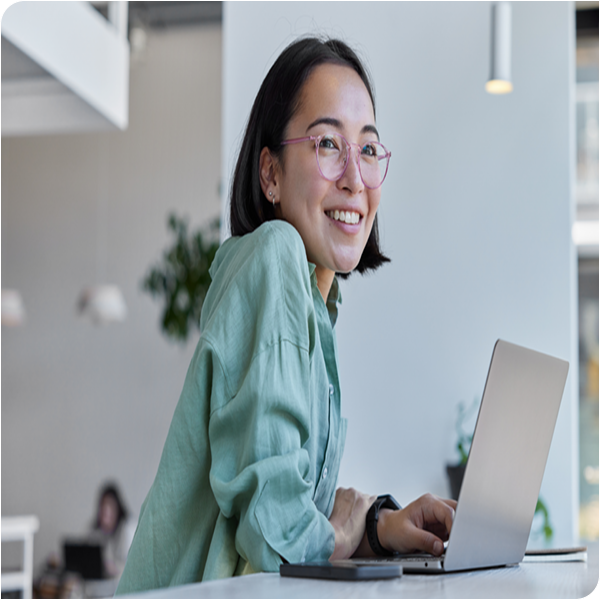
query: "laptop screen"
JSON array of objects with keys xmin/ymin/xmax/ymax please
[{"xmin": 63, "ymin": 541, "xmax": 104, "ymax": 579}]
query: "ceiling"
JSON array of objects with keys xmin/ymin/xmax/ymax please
[
  {"xmin": 2, "ymin": 2, "xmax": 130, "ymax": 136},
  {"xmin": 3, "ymin": 2, "xmax": 594, "ymax": 83},
  {"xmin": 0, "ymin": 2, "xmax": 224, "ymax": 85},
  {"xmin": 92, "ymin": 1, "xmax": 222, "ymax": 30},
  {"xmin": 2, "ymin": 2, "xmax": 596, "ymax": 137},
  {"xmin": 1, "ymin": 36, "xmax": 49, "ymax": 80}
]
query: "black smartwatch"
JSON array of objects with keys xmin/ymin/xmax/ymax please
[{"xmin": 366, "ymin": 494, "xmax": 402, "ymax": 556}]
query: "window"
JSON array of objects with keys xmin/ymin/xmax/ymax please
[{"xmin": 575, "ymin": 5, "xmax": 599, "ymax": 541}]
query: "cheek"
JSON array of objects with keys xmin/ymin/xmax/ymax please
[
  {"xmin": 281, "ymin": 173, "xmax": 328, "ymax": 219},
  {"xmin": 281, "ymin": 150, "xmax": 324, "ymax": 198},
  {"xmin": 365, "ymin": 192, "xmax": 381, "ymax": 230},
  {"xmin": 370, "ymin": 189, "xmax": 382, "ymax": 211}
]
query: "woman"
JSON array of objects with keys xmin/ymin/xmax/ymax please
[
  {"xmin": 88, "ymin": 482, "xmax": 135, "ymax": 579},
  {"xmin": 116, "ymin": 37, "xmax": 455, "ymax": 594}
]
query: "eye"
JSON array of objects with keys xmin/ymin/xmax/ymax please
[
  {"xmin": 319, "ymin": 135, "xmax": 341, "ymax": 151},
  {"xmin": 361, "ymin": 143, "xmax": 378, "ymax": 157}
]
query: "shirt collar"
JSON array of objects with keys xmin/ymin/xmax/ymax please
[
  {"xmin": 328, "ymin": 276, "xmax": 342, "ymax": 306},
  {"xmin": 307, "ymin": 262, "xmax": 342, "ymax": 328}
]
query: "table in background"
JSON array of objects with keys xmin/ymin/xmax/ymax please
[{"xmin": 120, "ymin": 543, "xmax": 598, "ymax": 599}]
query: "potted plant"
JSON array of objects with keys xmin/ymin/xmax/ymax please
[{"xmin": 142, "ymin": 214, "xmax": 220, "ymax": 343}]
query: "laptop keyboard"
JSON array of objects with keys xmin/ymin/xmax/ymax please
[{"xmin": 357, "ymin": 552, "xmax": 445, "ymax": 563}]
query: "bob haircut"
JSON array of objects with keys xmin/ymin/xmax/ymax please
[{"xmin": 229, "ymin": 36, "xmax": 390, "ymax": 278}]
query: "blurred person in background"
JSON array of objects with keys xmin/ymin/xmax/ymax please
[
  {"xmin": 33, "ymin": 481, "xmax": 135, "ymax": 598},
  {"xmin": 87, "ymin": 482, "xmax": 135, "ymax": 579}
]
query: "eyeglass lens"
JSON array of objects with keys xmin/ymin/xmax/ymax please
[{"xmin": 316, "ymin": 134, "xmax": 389, "ymax": 188}]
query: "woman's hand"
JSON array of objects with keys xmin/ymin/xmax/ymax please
[
  {"xmin": 378, "ymin": 493, "xmax": 456, "ymax": 556},
  {"xmin": 328, "ymin": 487, "xmax": 377, "ymax": 560}
]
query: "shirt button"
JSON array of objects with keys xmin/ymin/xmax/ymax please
[
  {"xmin": 329, "ymin": 384, "xmax": 334, "ymax": 396},
  {"xmin": 323, "ymin": 467, "xmax": 328, "ymax": 479}
]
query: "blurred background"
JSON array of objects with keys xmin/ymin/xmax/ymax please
[{"xmin": 1, "ymin": 2, "xmax": 597, "ymax": 598}]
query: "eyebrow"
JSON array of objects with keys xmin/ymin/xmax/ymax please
[{"xmin": 306, "ymin": 117, "xmax": 380, "ymax": 141}]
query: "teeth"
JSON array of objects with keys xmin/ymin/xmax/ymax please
[{"xmin": 328, "ymin": 210, "xmax": 360, "ymax": 224}]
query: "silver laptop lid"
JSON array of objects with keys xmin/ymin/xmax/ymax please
[{"xmin": 443, "ymin": 340, "xmax": 569, "ymax": 572}]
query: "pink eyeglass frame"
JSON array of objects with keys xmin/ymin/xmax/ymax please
[{"xmin": 280, "ymin": 133, "xmax": 391, "ymax": 190}]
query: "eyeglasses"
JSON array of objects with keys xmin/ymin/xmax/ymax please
[{"xmin": 281, "ymin": 133, "xmax": 391, "ymax": 189}]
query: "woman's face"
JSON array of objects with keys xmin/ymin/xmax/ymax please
[
  {"xmin": 263, "ymin": 63, "xmax": 382, "ymax": 293},
  {"xmin": 99, "ymin": 494, "xmax": 119, "ymax": 533}
]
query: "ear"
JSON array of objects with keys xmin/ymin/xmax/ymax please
[{"xmin": 259, "ymin": 147, "xmax": 280, "ymax": 203}]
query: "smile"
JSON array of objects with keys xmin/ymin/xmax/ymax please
[{"xmin": 326, "ymin": 210, "xmax": 361, "ymax": 225}]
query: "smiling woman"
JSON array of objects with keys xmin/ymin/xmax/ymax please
[
  {"xmin": 229, "ymin": 39, "xmax": 390, "ymax": 282},
  {"xmin": 259, "ymin": 63, "xmax": 385, "ymax": 298},
  {"xmin": 116, "ymin": 37, "xmax": 456, "ymax": 595}
]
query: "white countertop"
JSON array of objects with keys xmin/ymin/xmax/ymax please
[{"xmin": 119, "ymin": 543, "xmax": 598, "ymax": 599}]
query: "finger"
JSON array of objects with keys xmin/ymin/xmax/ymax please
[
  {"xmin": 404, "ymin": 524, "xmax": 445, "ymax": 556},
  {"xmin": 424, "ymin": 520, "xmax": 451, "ymax": 538},
  {"xmin": 422, "ymin": 494, "xmax": 456, "ymax": 511},
  {"xmin": 422, "ymin": 499, "xmax": 455, "ymax": 535}
]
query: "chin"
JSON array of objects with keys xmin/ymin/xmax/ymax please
[{"xmin": 333, "ymin": 256, "xmax": 361, "ymax": 275}]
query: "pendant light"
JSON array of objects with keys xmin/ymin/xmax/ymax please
[
  {"xmin": 486, "ymin": 2, "xmax": 513, "ymax": 94},
  {"xmin": 78, "ymin": 285, "xmax": 127, "ymax": 324},
  {"xmin": 78, "ymin": 135, "xmax": 127, "ymax": 325},
  {"xmin": 2, "ymin": 289, "xmax": 26, "ymax": 326}
]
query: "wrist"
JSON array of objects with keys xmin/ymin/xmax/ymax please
[
  {"xmin": 376, "ymin": 508, "xmax": 394, "ymax": 553},
  {"xmin": 330, "ymin": 525, "xmax": 348, "ymax": 561},
  {"xmin": 366, "ymin": 494, "xmax": 402, "ymax": 556}
]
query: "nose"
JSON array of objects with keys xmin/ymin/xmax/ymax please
[{"xmin": 336, "ymin": 145, "xmax": 364, "ymax": 194}]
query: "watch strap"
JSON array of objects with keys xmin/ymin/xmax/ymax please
[{"xmin": 366, "ymin": 494, "xmax": 402, "ymax": 556}]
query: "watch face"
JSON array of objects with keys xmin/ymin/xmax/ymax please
[{"xmin": 378, "ymin": 494, "xmax": 402, "ymax": 511}]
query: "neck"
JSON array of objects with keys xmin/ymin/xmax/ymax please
[{"xmin": 315, "ymin": 266, "xmax": 335, "ymax": 303}]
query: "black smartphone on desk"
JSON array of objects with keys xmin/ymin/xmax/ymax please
[{"xmin": 280, "ymin": 560, "xmax": 402, "ymax": 580}]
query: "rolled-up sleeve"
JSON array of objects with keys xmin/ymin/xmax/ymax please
[{"xmin": 208, "ymin": 338, "xmax": 335, "ymax": 573}]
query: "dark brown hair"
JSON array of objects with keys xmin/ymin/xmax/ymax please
[{"xmin": 229, "ymin": 37, "xmax": 390, "ymax": 277}]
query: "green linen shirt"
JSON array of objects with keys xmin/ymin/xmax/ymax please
[{"xmin": 116, "ymin": 220, "xmax": 347, "ymax": 594}]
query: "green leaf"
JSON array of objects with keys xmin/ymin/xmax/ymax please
[
  {"xmin": 141, "ymin": 213, "xmax": 221, "ymax": 343},
  {"xmin": 534, "ymin": 497, "xmax": 553, "ymax": 541}
]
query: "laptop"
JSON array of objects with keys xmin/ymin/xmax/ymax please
[
  {"xmin": 282, "ymin": 339, "xmax": 569, "ymax": 578},
  {"xmin": 63, "ymin": 540, "xmax": 105, "ymax": 579},
  {"xmin": 355, "ymin": 339, "xmax": 570, "ymax": 573}
]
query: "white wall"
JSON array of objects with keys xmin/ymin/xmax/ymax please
[
  {"xmin": 223, "ymin": 2, "xmax": 578, "ymax": 545},
  {"xmin": 2, "ymin": 24, "xmax": 222, "ymax": 568}
]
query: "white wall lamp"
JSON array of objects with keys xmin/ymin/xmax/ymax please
[
  {"xmin": 486, "ymin": 2, "xmax": 513, "ymax": 94},
  {"xmin": 1, "ymin": 289, "xmax": 26, "ymax": 326}
]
